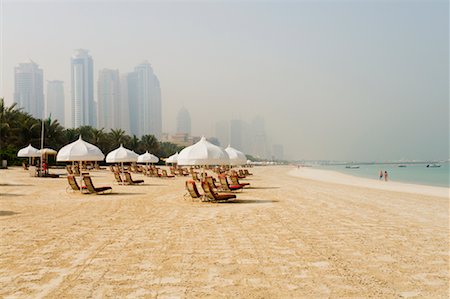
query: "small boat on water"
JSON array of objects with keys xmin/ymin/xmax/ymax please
[
  {"xmin": 427, "ymin": 163, "xmax": 441, "ymax": 168},
  {"xmin": 398, "ymin": 165, "xmax": 407, "ymax": 168},
  {"xmin": 345, "ymin": 165, "xmax": 360, "ymax": 169}
]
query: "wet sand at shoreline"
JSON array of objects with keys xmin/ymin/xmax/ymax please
[{"xmin": 1, "ymin": 166, "xmax": 448, "ymax": 298}]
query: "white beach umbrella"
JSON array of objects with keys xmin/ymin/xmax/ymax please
[
  {"xmin": 225, "ymin": 145, "xmax": 247, "ymax": 166},
  {"xmin": 106, "ymin": 144, "xmax": 139, "ymax": 177},
  {"xmin": 57, "ymin": 136, "xmax": 105, "ymax": 162},
  {"xmin": 37, "ymin": 148, "xmax": 57, "ymax": 156},
  {"xmin": 18, "ymin": 144, "xmax": 40, "ymax": 158},
  {"xmin": 18, "ymin": 144, "xmax": 40, "ymax": 165},
  {"xmin": 137, "ymin": 151, "xmax": 159, "ymax": 164},
  {"xmin": 106, "ymin": 144, "xmax": 138, "ymax": 163},
  {"xmin": 177, "ymin": 136, "xmax": 230, "ymax": 166},
  {"xmin": 165, "ymin": 152, "xmax": 178, "ymax": 164}
]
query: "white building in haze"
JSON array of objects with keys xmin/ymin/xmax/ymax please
[
  {"xmin": 127, "ymin": 61, "xmax": 161, "ymax": 138},
  {"xmin": 14, "ymin": 61, "xmax": 44, "ymax": 119},
  {"xmin": 46, "ymin": 80, "xmax": 65, "ymax": 124},
  {"xmin": 98, "ymin": 69, "xmax": 120, "ymax": 131},
  {"xmin": 71, "ymin": 49, "xmax": 95, "ymax": 128}
]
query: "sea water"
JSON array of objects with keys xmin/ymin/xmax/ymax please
[{"xmin": 319, "ymin": 162, "xmax": 449, "ymax": 188}]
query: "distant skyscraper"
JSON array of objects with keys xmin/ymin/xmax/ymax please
[
  {"xmin": 127, "ymin": 61, "xmax": 162, "ymax": 137},
  {"xmin": 251, "ymin": 116, "xmax": 268, "ymax": 159},
  {"xmin": 14, "ymin": 61, "xmax": 44, "ymax": 119},
  {"xmin": 215, "ymin": 120, "xmax": 229, "ymax": 147},
  {"xmin": 97, "ymin": 69, "xmax": 120, "ymax": 131},
  {"xmin": 272, "ymin": 144, "xmax": 284, "ymax": 160},
  {"xmin": 71, "ymin": 49, "xmax": 95, "ymax": 128},
  {"xmin": 46, "ymin": 80, "xmax": 65, "ymax": 124},
  {"xmin": 230, "ymin": 119, "xmax": 243, "ymax": 151},
  {"xmin": 176, "ymin": 107, "xmax": 191, "ymax": 135}
]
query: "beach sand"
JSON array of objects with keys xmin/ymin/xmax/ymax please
[{"xmin": 1, "ymin": 165, "xmax": 448, "ymax": 298}]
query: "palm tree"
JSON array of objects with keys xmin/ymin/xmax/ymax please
[
  {"xmin": 128, "ymin": 135, "xmax": 140, "ymax": 152},
  {"xmin": 43, "ymin": 119, "xmax": 65, "ymax": 150},
  {"xmin": 109, "ymin": 128, "xmax": 127, "ymax": 148},
  {"xmin": 140, "ymin": 134, "xmax": 159, "ymax": 153}
]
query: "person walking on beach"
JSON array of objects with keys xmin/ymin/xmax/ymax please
[
  {"xmin": 379, "ymin": 170, "xmax": 383, "ymax": 180},
  {"xmin": 384, "ymin": 171, "xmax": 388, "ymax": 182}
]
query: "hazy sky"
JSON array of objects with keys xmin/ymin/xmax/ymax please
[{"xmin": 1, "ymin": 0, "xmax": 448, "ymax": 161}]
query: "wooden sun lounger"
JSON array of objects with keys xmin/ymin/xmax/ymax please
[
  {"xmin": 230, "ymin": 175, "xmax": 250, "ymax": 188},
  {"xmin": 82, "ymin": 175, "xmax": 112, "ymax": 194},
  {"xmin": 162, "ymin": 169, "xmax": 175, "ymax": 178},
  {"xmin": 67, "ymin": 175, "xmax": 88, "ymax": 193},
  {"xmin": 124, "ymin": 172, "xmax": 144, "ymax": 185},
  {"xmin": 218, "ymin": 175, "xmax": 243, "ymax": 192},
  {"xmin": 201, "ymin": 181, "xmax": 236, "ymax": 202},
  {"xmin": 185, "ymin": 180, "xmax": 202, "ymax": 200}
]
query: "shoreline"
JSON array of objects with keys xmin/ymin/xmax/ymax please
[{"xmin": 289, "ymin": 167, "xmax": 449, "ymax": 198}]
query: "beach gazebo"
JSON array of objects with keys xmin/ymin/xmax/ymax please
[{"xmin": 225, "ymin": 145, "xmax": 247, "ymax": 166}]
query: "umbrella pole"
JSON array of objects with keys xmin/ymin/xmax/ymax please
[
  {"xmin": 79, "ymin": 161, "xmax": 83, "ymax": 191},
  {"xmin": 121, "ymin": 162, "xmax": 124, "ymax": 184}
]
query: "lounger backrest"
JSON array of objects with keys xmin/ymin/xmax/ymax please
[
  {"xmin": 218, "ymin": 175, "xmax": 231, "ymax": 191},
  {"xmin": 114, "ymin": 172, "xmax": 123, "ymax": 183},
  {"xmin": 66, "ymin": 165, "xmax": 73, "ymax": 174},
  {"xmin": 124, "ymin": 172, "xmax": 134, "ymax": 183},
  {"xmin": 192, "ymin": 172, "xmax": 199, "ymax": 181},
  {"xmin": 206, "ymin": 177, "xmax": 215, "ymax": 189},
  {"xmin": 162, "ymin": 169, "xmax": 168, "ymax": 177},
  {"xmin": 73, "ymin": 166, "xmax": 80, "ymax": 176},
  {"xmin": 82, "ymin": 176, "xmax": 97, "ymax": 193},
  {"xmin": 67, "ymin": 175, "xmax": 80, "ymax": 191},
  {"xmin": 239, "ymin": 169, "xmax": 245, "ymax": 176},
  {"xmin": 186, "ymin": 180, "xmax": 201, "ymax": 198},
  {"xmin": 201, "ymin": 181, "xmax": 216, "ymax": 200},
  {"xmin": 230, "ymin": 175, "xmax": 239, "ymax": 185},
  {"xmin": 244, "ymin": 169, "xmax": 250, "ymax": 175}
]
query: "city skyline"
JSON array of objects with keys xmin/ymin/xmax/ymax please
[{"xmin": 2, "ymin": 1, "xmax": 448, "ymax": 161}]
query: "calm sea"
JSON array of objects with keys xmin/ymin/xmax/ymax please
[{"xmin": 318, "ymin": 162, "xmax": 449, "ymax": 188}]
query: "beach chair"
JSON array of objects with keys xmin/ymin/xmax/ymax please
[
  {"xmin": 66, "ymin": 165, "xmax": 73, "ymax": 175},
  {"xmin": 67, "ymin": 175, "xmax": 88, "ymax": 193},
  {"xmin": 124, "ymin": 172, "xmax": 144, "ymax": 185},
  {"xmin": 218, "ymin": 175, "xmax": 243, "ymax": 192},
  {"xmin": 191, "ymin": 172, "xmax": 200, "ymax": 182},
  {"xmin": 206, "ymin": 176, "xmax": 220, "ymax": 190},
  {"xmin": 82, "ymin": 175, "xmax": 112, "ymax": 194},
  {"xmin": 230, "ymin": 175, "xmax": 250, "ymax": 188},
  {"xmin": 185, "ymin": 180, "xmax": 202, "ymax": 200},
  {"xmin": 238, "ymin": 169, "xmax": 246, "ymax": 178},
  {"xmin": 244, "ymin": 169, "xmax": 253, "ymax": 176},
  {"xmin": 22, "ymin": 161, "xmax": 28, "ymax": 170},
  {"xmin": 201, "ymin": 181, "xmax": 236, "ymax": 202},
  {"xmin": 162, "ymin": 169, "xmax": 175, "ymax": 178},
  {"xmin": 114, "ymin": 171, "xmax": 124, "ymax": 184}
]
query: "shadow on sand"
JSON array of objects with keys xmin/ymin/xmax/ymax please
[
  {"xmin": 0, "ymin": 183, "xmax": 34, "ymax": 187},
  {"xmin": 247, "ymin": 186, "xmax": 280, "ymax": 190},
  {"xmin": 0, "ymin": 193, "xmax": 24, "ymax": 197},
  {"xmin": 106, "ymin": 192, "xmax": 147, "ymax": 196},
  {"xmin": 224, "ymin": 199, "xmax": 278, "ymax": 204},
  {"xmin": 0, "ymin": 211, "xmax": 19, "ymax": 216}
]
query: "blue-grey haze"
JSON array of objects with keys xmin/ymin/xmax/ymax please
[{"xmin": 1, "ymin": 0, "xmax": 448, "ymax": 161}]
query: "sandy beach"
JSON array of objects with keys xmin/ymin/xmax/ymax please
[{"xmin": 1, "ymin": 165, "xmax": 448, "ymax": 298}]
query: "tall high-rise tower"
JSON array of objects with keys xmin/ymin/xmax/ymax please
[
  {"xmin": 97, "ymin": 69, "xmax": 120, "ymax": 131},
  {"xmin": 71, "ymin": 49, "xmax": 95, "ymax": 128},
  {"xmin": 14, "ymin": 61, "xmax": 44, "ymax": 119},
  {"xmin": 176, "ymin": 107, "xmax": 191, "ymax": 135},
  {"xmin": 127, "ymin": 61, "xmax": 161, "ymax": 137},
  {"xmin": 46, "ymin": 80, "xmax": 65, "ymax": 124}
]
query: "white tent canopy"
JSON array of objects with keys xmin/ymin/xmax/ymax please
[
  {"xmin": 137, "ymin": 151, "xmax": 159, "ymax": 163},
  {"xmin": 106, "ymin": 144, "xmax": 138, "ymax": 163},
  {"xmin": 57, "ymin": 136, "xmax": 105, "ymax": 162},
  {"xmin": 225, "ymin": 145, "xmax": 247, "ymax": 166},
  {"xmin": 165, "ymin": 152, "xmax": 178, "ymax": 164},
  {"xmin": 177, "ymin": 136, "xmax": 230, "ymax": 166},
  {"xmin": 17, "ymin": 144, "xmax": 40, "ymax": 157}
]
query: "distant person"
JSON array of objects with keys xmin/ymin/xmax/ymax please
[
  {"xmin": 384, "ymin": 171, "xmax": 388, "ymax": 182},
  {"xmin": 379, "ymin": 170, "xmax": 383, "ymax": 180}
]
